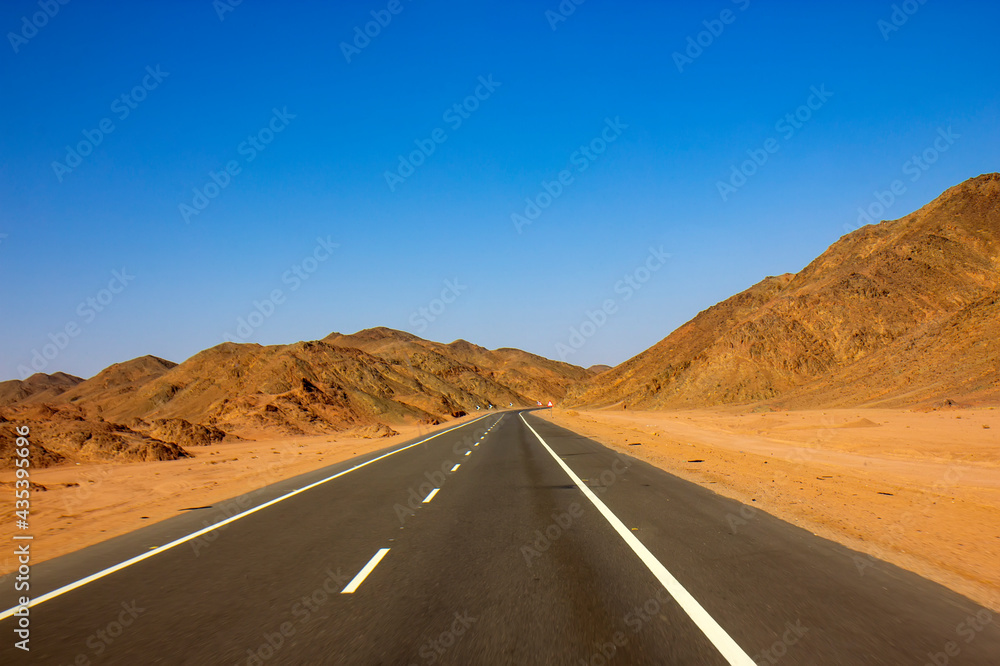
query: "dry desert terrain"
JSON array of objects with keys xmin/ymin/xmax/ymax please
[{"xmin": 536, "ymin": 406, "xmax": 1000, "ymax": 611}]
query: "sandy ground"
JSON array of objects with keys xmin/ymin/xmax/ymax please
[
  {"xmin": 4, "ymin": 407, "xmax": 997, "ymax": 612},
  {"xmin": 0, "ymin": 416, "xmax": 479, "ymax": 577},
  {"xmin": 535, "ymin": 407, "xmax": 1000, "ymax": 611}
]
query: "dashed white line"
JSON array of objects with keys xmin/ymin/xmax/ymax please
[
  {"xmin": 519, "ymin": 413, "xmax": 755, "ymax": 666},
  {"xmin": 464, "ymin": 450, "xmax": 471, "ymax": 456},
  {"xmin": 341, "ymin": 548, "xmax": 390, "ymax": 594},
  {"xmin": 450, "ymin": 464, "xmax": 460, "ymax": 472},
  {"xmin": 0, "ymin": 414, "xmax": 491, "ymax": 621},
  {"xmin": 422, "ymin": 488, "xmax": 440, "ymax": 503}
]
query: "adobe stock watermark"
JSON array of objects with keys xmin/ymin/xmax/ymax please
[
  {"xmin": 846, "ymin": 127, "xmax": 959, "ymax": 234},
  {"xmin": 673, "ymin": 0, "xmax": 751, "ymax": 73},
  {"xmin": 752, "ymin": 620, "xmax": 809, "ymax": 665},
  {"xmin": 408, "ymin": 279, "xmax": 467, "ymax": 334},
  {"xmin": 512, "ymin": 117, "xmax": 627, "ymax": 234},
  {"xmin": 577, "ymin": 589, "xmax": 671, "ymax": 666},
  {"xmin": 51, "ymin": 65, "xmax": 169, "ymax": 183},
  {"xmin": 59, "ymin": 466, "xmax": 198, "ymax": 518},
  {"xmin": 716, "ymin": 84, "xmax": 833, "ymax": 202},
  {"xmin": 414, "ymin": 611, "xmax": 477, "ymax": 664},
  {"xmin": 852, "ymin": 464, "xmax": 964, "ymax": 578},
  {"xmin": 384, "ymin": 75, "xmax": 501, "ymax": 191},
  {"xmin": 878, "ymin": 0, "xmax": 929, "ymax": 41},
  {"xmin": 545, "ymin": 0, "xmax": 586, "ymax": 31},
  {"xmin": 189, "ymin": 443, "xmax": 307, "ymax": 557},
  {"xmin": 16, "ymin": 269, "xmax": 135, "ymax": 379},
  {"xmin": 555, "ymin": 246, "xmax": 668, "ymax": 361},
  {"xmin": 213, "ymin": 0, "xmax": 244, "ymax": 21},
  {"xmin": 179, "ymin": 107, "xmax": 296, "ymax": 224},
  {"xmin": 60, "ymin": 600, "xmax": 146, "ymax": 663},
  {"xmin": 59, "ymin": 465, "xmax": 115, "ymax": 515},
  {"xmin": 189, "ymin": 492, "xmax": 257, "ymax": 557},
  {"xmin": 340, "ymin": 0, "xmax": 413, "ymax": 64},
  {"xmin": 244, "ymin": 566, "xmax": 352, "ymax": 665},
  {"xmin": 394, "ymin": 424, "xmax": 489, "ymax": 524},
  {"xmin": 521, "ymin": 502, "xmax": 585, "ymax": 567},
  {"xmin": 920, "ymin": 610, "xmax": 993, "ymax": 666},
  {"xmin": 726, "ymin": 416, "xmax": 838, "ymax": 534},
  {"xmin": 521, "ymin": 455, "xmax": 632, "ymax": 567},
  {"xmin": 7, "ymin": 0, "xmax": 71, "ymax": 54},
  {"xmin": 224, "ymin": 236, "xmax": 338, "ymax": 342}
]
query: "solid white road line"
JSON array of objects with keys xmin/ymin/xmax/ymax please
[
  {"xmin": 450, "ymin": 464, "xmax": 460, "ymax": 472},
  {"xmin": 341, "ymin": 548, "xmax": 390, "ymax": 594},
  {"xmin": 519, "ymin": 413, "xmax": 755, "ymax": 666},
  {"xmin": 422, "ymin": 488, "xmax": 440, "ymax": 503},
  {"xmin": 0, "ymin": 415, "xmax": 491, "ymax": 621}
]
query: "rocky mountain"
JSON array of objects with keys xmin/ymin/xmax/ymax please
[
  {"xmin": 53, "ymin": 355, "xmax": 178, "ymax": 414},
  {"xmin": 570, "ymin": 173, "xmax": 1000, "ymax": 409},
  {"xmin": 8, "ymin": 172, "xmax": 995, "ymax": 468},
  {"xmin": 0, "ymin": 329, "xmax": 590, "ymax": 466},
  {"xmin": 0, "ymin": 371, "xmax": 82, "ymax": 406},
  {"xmin": 101, "ymin": 328, "xmax": 588, "ymax": 435},
  {"xmin": 0, "ymin": 403, "xmax": 190, "ymax": 469},
  {"xmin": 323, "ymin": 327, "xmax": 592, "ymax": 410}
]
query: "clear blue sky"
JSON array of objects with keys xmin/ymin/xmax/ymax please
[{"xmin": 1, "ymin": 0, "xmax": 998, "ymax": 380}]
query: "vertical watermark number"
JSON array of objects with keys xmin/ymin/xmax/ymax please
[{"xmin": 12, "ymin": 425, "xmax": 33, "ymax": 652}]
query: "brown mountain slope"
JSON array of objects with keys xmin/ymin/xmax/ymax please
[
  {"xmin": 780, "ymin": 285, "xmax": 1000, "ymax": 407},
  {"xmin": 571, "ymin": 173, "xmax": 1000, "ymax": 409},
  {"xmin": 45, "ymin": 330, "xmax": 588, "ymax": 438},
  {"xmin": 0, "ymin": 403, "xmax": 190, "ymax": 468},
  {"xmin": 323, "ymin": 328, "xmax": 592, "ymax": 405},
  {"xmin": 50, "ymin": 355, "xmax": 177, "ymax": 412},
  {"xmin": 0, "ymin": 371, "xmax": 82, "ymax": 407}
]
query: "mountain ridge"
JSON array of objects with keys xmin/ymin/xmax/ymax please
[
  {"xmin": 0, "ymin": 330, "xmax": 590, "ymax": 468},
  {"xmin": 569, "ymin": 173, "xmax": 1000, "ymax": 409}
]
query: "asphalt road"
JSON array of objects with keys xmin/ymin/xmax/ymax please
[{"xmin": 2, "ymin": 410, "xmax": 998, "ymax": 664}]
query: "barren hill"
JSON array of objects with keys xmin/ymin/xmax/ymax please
[
  {"xmin": 323, "ymin": 327, "xmax": 592, "ymax": 407},
  {"xmin": 0, "ymin": 330, "xmax": 589, "ymax": 465},
  {"xmin": 0, "ymin": 403, "xmax": 190, "ymax": 468},
  {"xmin": 0, "ymin": 371, "xmax": 82, "ymax": 406},
  {"xmin": 571, "ymin": 173, "xmax": 1000, "ymax": 409},
  {"xmin": 54, "ymin": 355, "xmax": 177, "ymax": 412}
]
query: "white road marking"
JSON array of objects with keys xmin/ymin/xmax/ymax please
[
  {"xmin": 0, "ymin": 415, "xmax": 491, "ymax": 621},
  {"xmin": 422, "ymin": 488, "xmax": 440, "ymax": 503},
  {"xmin": 341, "ymin": 548, "xmax": 390, "ymax": 594},
  {"xmin": 519, "ymin": 413, "xmax": 755, "ymax": 666},
  {"xmin": 464, "ymin": 450, "xmax": 471, "ymax": 456},
  {"xmin": 450, "ymin": 464, "xmax": 460, "ymax": 472}
]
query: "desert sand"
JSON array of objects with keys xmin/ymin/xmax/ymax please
[
  {"xmin": 3, "ymin": 402, "xmax": 997, "ymax": 615},
  {"xmin": 0, "ymin": 415, "xmax": 478, "ymax": 578},
  {"xmin": 536, "ymin": 406, "xmax": 1000, "ymax": 611}
]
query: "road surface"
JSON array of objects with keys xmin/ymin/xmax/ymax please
[{"xmin": 2, "ymin": 410, "xmax": 998, "ymax": 664}]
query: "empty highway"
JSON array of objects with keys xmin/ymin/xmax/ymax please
[{"xmin": 2, "ymin": 410, "xmax": 998, "ymax": 664}]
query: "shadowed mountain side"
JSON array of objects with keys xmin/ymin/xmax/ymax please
[{"xmin": 0, "ymin": 403, "xmax": 190, "ymax": 468}]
